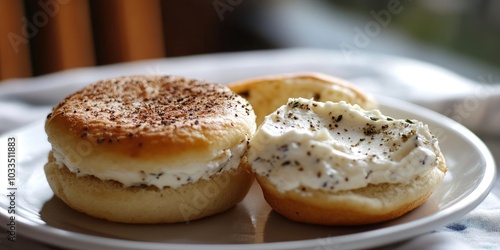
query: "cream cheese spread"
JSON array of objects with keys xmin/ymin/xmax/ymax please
[
  {"xmin": 248, "ymin": 98, "xmax": 442, "ymax": 193},
  {"xmin": 52, "ymin": 140, "xmax": 248, "ymax": 188}
]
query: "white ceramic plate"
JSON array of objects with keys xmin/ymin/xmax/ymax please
[{"xmin": 0, "ymin": 97, "xmax": 496, "ymax": 250}]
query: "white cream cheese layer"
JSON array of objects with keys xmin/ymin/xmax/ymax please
[
  {"xmin": 52, "ymin": 140, "xmax": 248, "ymax": 188},
  {"xmin": 248, "ymin": 98, "xmax": 442, "ymax": 193}
]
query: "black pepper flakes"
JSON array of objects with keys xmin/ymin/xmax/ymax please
[
  {"xmin": 282, "ymin": 161, "xmax": 291, "ymax": 166},
  {"xmin": 365, "ymin": 170, "xmax": 373, "ymax": 179},
  {"xmin": 80, "ymin": 131, "xmax": 88, "ymax": 138},
  {"xmin": 363, "ymin": 124, "xmax": 380, "ymax": 136},
  {"xmin": 336, "ymin": 115, "xmax": 343, "ymax": 122}
]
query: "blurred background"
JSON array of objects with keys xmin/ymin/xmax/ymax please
[{"xmin": 1, "ymin": 0, "xmax": 499, "ymax": 82}]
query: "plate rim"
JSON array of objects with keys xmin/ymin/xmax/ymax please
[{"xmin": 0, "ymin": 97, "xmax": 496, "ymax": 250}]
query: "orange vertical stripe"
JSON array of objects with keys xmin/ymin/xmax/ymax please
[{"xmin": 0, "ymin": 0, "xmax": 32, "ymax": 80}]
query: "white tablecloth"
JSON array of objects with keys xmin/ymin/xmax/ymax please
[{"xmin": 0, "ymin": 48, "xmax": 498, "ymax": 249}]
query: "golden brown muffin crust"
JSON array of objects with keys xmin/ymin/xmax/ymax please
[{"xmin": 45, "ymin": 75, "xmax": 256, "ymax": 172}]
